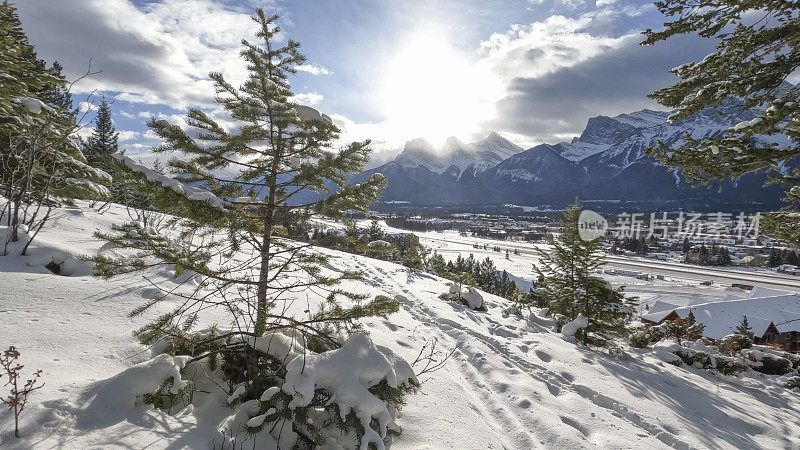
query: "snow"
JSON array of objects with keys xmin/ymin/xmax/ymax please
[
  {"xmin": 259, "ymin": 386, "xmax": 280, "ymax": 401},
  {"xmin": 673, "ymin": 294, "xmax": 800, "ymax": 339},
  {"xmin": 86, "ymin": 353, "xmax": 190, "ymax": 412},
  {"xmin": 246, "ymin": 408, "xmax": 275, "ymax": 428},
  {"xmin": 392, "ymin": 132, "xmax": 523, "ymax": 177},
  {"xmin": 733, "ymin": 117, "xmax": 762, "ymax": 131},
  {"xmin": 227, "ymin": 385, "xmax": 246, "ymax": 405},
  {"xmin": 463, "ymin": 286, "xmax": 485, "ymax": 310},
  {"xmin": 247, "ymin": 329, "xmax": 304, "ymax": 362},
  {"xmin": 2, "ymin": 201, "xmax": 800, "ymax": 448},
  {"xmin": 748, "ymin": 286, "xmax": 791, "ymax": 299},
  {"xmin": 15, "ymin": 97, "xmax": 47, "ymax": 114},
  {"xmin": 643, "ymin": 285, "xmax": 800, "ymax": 339},
  {"xmin": 282, "ymin": 333, "xmax": 417, "ymax": 450},
  {"xmin": 113, "ymin": 154, "xmax": 227, "ymax": 209},
  {"xmin": 561, "ymin": 313, "xmax": 588, "ymax": 337},
  {"xmin": 649, "ymin": 300, "xmax": 679, "ymax": 314}
]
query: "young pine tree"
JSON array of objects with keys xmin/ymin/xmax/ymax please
[
  {"xmin": 82, "ymin": 96, "xmax": 118, "ymax": 168},
  {"xmin": 368, "ymin": 217, "xmax": 383, "ymax": 241},
  {"xmin": 534, "ymin": 203, "xmax": 633, "ymax": 344},
  {"xmin": 735, "ymin": 315, "xmax": 755, "ymax": 342},
  {"xmin": 92, "ymin": 10, "xmax": 412, "ymax": 448},
  {"xmin": 642, "ymin": 0, "xmax": 800, "ymax": 245}
]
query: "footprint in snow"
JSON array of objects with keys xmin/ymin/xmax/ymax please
[
  {"xmin": 535, "ymin": 349, "xmax": 551, "ymax": 362},
  {"xmin": 560, "ymin": 415, "xmax": 590, "ymax": 437},
  {"xmin": 383, "ymin": 321, "xmax": 400, "ymax": 331}
]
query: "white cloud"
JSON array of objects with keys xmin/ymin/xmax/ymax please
[
  {"xmin": 334, "ymin": 10, "xmax": 713, "ymax": 152},
  {"xmin": 16, "ymin": 0, "xmax": 288, "ymax": 109},
  {"xmin": 528, "ymin": 0, "xmax": 589, "ymax": 9},
  {"xmin": 290, "ymin": 92, "xmax": 324, "ymax": 105},
  {"xmin": 332, "ymin": 15, "xmax": 630, "ymax": 151},
  {"xmin": 117, "ymin": 130, "xmax": 141, "ymax": 142},
  {"xmin": 296, "ymin": 64, "xmax": 332, "ymax": 76},
  {"xmin": 75, "ymin": 125, "xmax": 94, "ymax": 141},
  {"xmin": 77, "ymin": 101, "xmax": 97, "ymax": 113},
  {"xmin": 477, "ymin": 15, "xmax": 625, "ymax": 83}
]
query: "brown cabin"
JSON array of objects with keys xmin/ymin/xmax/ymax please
[{"xmin": 755, "ymin": 323, "xmax": 800, "ymax": 353}]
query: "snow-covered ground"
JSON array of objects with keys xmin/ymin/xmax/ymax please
[
  {"xmin": 313, "ymin": 217, "xmax": 758, "ymax": 311},
  {"xmin": 2, "ymin": 203, "xmax": 800, "ymax": 448}
]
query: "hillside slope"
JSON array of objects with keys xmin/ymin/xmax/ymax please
[{"xmin": 1, "ymin": 202, "xmax": 799, "ymax": 448}]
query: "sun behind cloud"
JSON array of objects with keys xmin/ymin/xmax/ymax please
[{"xmin": 379, "ymin": 29, "xmax": 503, "ymax": 148}]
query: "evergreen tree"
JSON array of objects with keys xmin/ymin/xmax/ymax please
[
  {"xmin": 717, "ymin": 246, "xmax": 732, "ymax": 266},
  {"xmin": 642, "ymin": 0, "xmax": 800, "ymax": 245},
  {"xmin": 83, "ymin": 96, "xmax": 118, "ymax": 168},
  {"xmin": 534, "ymin": 202, "xmax": 633, "ymax": 343},
  {"xmin": 698, "ymin": 245, "xmax": 710, "ymax": 266},
  {"xmin": 395, "ymin": 233, "xmax": 427, "ymax": 269},
  {"xmin": 735, "ymin": 315, "xmax": 755, "ymax": 342},
  {"xmin": 367, "ymin": 217, "xmax": 383, "ymax": 241},
  {"xmin": 91, "ymin": 11, "xmax": 410, "ymax": 447},
  {"xmin": 788, "ymin": 250, "xmax": 800, "ymax": 266},
  {"xmin": 637, "ymin": 236, "xmax": 648, "ymax": 255},
  {"xmin": 0, "ymin": 1, "xmax": 111, "ymax": 252},
  {"xmin": 767, "ymin": 248, "xmax": 783, "ymax": 267},
  {"xmin": 427, "ymin": 251, "xmax": 447, "ymax": 275},
  {"xmin": 40, "ymin": 61, "xmax": 72, "ymax": 113}
]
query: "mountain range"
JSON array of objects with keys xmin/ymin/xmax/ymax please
[{"xmin": 353, "ymin": 103, "xmax": 789, "ymax": 208}]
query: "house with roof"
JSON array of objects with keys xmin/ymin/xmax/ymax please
[{"xmin": 641, "ymin": 288, "xmax": 800, "ymax": 352}]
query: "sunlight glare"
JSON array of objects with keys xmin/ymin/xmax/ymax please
[{"xmin": 381, "ymin": 31, "xmax": 502, "ymax": 147}]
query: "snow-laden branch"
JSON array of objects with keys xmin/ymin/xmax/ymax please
[{"xmin": 112, "ymin": 154, "xmax": 227, "ymax": 210}]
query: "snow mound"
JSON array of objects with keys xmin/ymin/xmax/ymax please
[
  {"xmin": 463, "ymin": 287, "xmax": 484, "ymax": 310},
  {"xmin": 282, "ymin": 333, "xmax": 417, "ymax": 450},
  {"xmin": 78, "ymin": 354, "xmax": 190, "ymax": 425},
  {"xmin": 561, "ymin": 314, "xmax": 589, "ymax": 337},
  {"xmin": 0, "ymin": 224, "xmax": 92, "ymax": 276},
  {"xmin": 246, "ymin": 330, "xmax": 304, "ymax": 363}
]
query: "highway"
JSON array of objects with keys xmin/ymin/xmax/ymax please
[
  {"xmin": 313, "ymin": 217, "xmax": 800, "ymax": 292},
  {"xmin": 415, "ymin": 233, "xmax": 800, "ymax": 293}
]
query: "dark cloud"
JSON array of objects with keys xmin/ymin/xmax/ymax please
[
  {"xmin": 15, "ymin": 0, "xmax": 258, "ymax": 107},
  {"xmin": 483, "ymin": 33, "xmax": 717, "ymax": 145}
]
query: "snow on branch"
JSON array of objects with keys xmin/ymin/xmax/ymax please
[
  {"xmin": 112, "ymin": 154, "xmax": 227, "ymax": 210},
  {"xmin": 282, "ymin": 333, "xmax": 417, "ymax": 450}
]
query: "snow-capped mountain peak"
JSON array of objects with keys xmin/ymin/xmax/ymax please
[
  {"xmin": 391, "ymin": 132, "xmax": 524, "ymax": 176},
  {"xmin": 355, "ymin": 101, "xmax": 788, "ymax": 207}
]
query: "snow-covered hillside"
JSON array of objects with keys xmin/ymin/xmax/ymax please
[{"xmin": 2, "ymin": 202, "xmax": 800, "ymax": 449}]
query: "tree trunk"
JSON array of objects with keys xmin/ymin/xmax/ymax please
[{"xmin": 255, "ymin": 181, "xmax": 276, "ymax": 335}]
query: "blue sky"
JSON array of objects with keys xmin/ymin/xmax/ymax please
[{"xmin": 16, "ymin": 0, "xmax": 715, "ymax": 163}]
